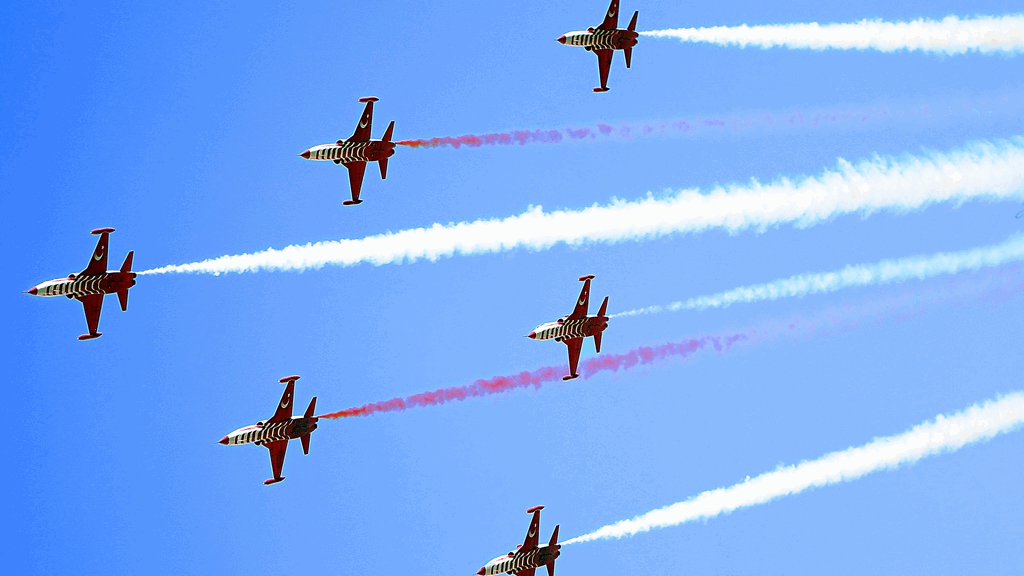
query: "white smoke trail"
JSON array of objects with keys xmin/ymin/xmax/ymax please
[
  {"xmin": 614, "ymin": 234, "xmax": 1024, "ymax": 317},
  {"xmin": 641, "ymin": 14, "xmax": 1024, "ymax": 55},
  {"xmin": 563, "ymin": 391, "xmax": 1024, "ymax": 544},
  {"xmin": 140, "ymin": 137, "xmax": 1024, "ymax": 275}
]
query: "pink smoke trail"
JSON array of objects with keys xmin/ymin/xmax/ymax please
[
  {"xmin": 318, "ymin": 265, "xmax": 1023, "ymax": 421},
  {"xmin": 318, "ymin": 334, "xmax": 748, "ymax": 419},
  {"xmin": 396, "ymin": 91, "xmax": 1023, "ymax": 150}
]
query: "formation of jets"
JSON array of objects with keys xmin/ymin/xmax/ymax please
[{"xmin": 24, "ymin": 1, "xmax": 653, "ymax": 571}]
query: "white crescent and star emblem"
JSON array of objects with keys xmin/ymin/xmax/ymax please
[
  {"xmin": 359, "ymin": 116, "xmax": 369, "ymax": 129},
  {"xmin": 280, "ymin": 396, "xmax": 291, "ymax": 409},
  {"xmin": 93, "ymin": 250, "xmax": 104, "ymax": 261},
  {"xmin": 578, "ymin": 295, "xmax": 587, "ymax": 306},
  {"xmin": 528, "ymin": 526, "xmax": 536, "ymax": 537},
  {"xmin": 608, "ymin": 9, "xmax": 616, "ymax": 18}
]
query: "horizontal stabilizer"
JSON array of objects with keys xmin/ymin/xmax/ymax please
[
  {"xmin": 627, "ymin": 10, "xmax": 638, "ymax": 31},
  {"xmin": 548, "ymin": 524, "xmax": 559, "ymax": 546},
  {"xmin": 379, "ymin": 157, "xmax": 389, "ymax": 180},
  {"xmin": 304, "ymin": 395, "xmax": 317, "ymax": 418},
  {"xmin": 382, "ymin": 120, "xmax": 395, "ymax": 142},
  {"xmin": 593, "ymin": 331, "xmax": 602, "ymax": 353},
  {"xmin": 624, "ymin": 46, "xmax": 632, "ymax": 68},
  {"xmin": 301, "ymin": 433, "xmax": 311, "ymax": 455},
  {"xmin": 117, "ymin": 289, "xmax": 129, "ymax": 312},
  {"xmin": 597, "ymin": 296, "xmax": 609, "ymax": 317}
]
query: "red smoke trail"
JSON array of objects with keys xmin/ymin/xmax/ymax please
[
  {"xmin": 317, "ymin": 333, "xmax": 748, "ymax": 419},
  {"xmin": 395, "ymin": 92, "xmax": 1021, "ymax": 150},
  {"xmin": 317, "ymin": 265, "xmax": 1024, "ymax": 421}
]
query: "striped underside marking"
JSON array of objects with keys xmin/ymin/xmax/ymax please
[
  {"xmin": 536, "ymin": 319, "xmax": 588, "ymax": 340},
  {"xmin": 228, "ymin": 421, "xmax": 292, "ymax": 445},
  {"xmin": 566, "ymin": 29, "xmax": 620, "ymax": 49},
  {"xmin": 487, "ymin": 548, "xmax": 543, "ymax": 575},
  {"xmin": 37, "ymin": 276, "xmax": 107, "ymax": 297},
  {"xmin": 311, "ymin": 142, "xmax": 371, "ymax": 162}
]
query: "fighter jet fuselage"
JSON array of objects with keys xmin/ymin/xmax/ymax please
[
  {"xmin": 29, "ymin": 271, "xmax": 136, "ymax": 300},
  {"xmin": 220, "ymin": 414, "xmax": 319, "ymax": 447},
  {"xmin": 528, "ymin": 315, "xmax": 607, "ymax": 343},
  {"xmin": 558, "ymin": 27, "xmax": 638, "ymax": 51},
  {"xmin": 300, "ymin": 139, "xmax": 395, "ymax": 165},
  {"xmin": 480, "ymin": 543, "xmax": 561, "ymax": 576}
]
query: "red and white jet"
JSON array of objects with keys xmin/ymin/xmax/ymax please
[
  {"xmin": 299, "ymin": 96, "xmax": 396, "ymax": 206},
  {"xmin": 557, "ymin": 0, "xmax": 639, "ymax": 92},
  {"xmin": 218, "ymin": 375, "xmax": 319, "ymax": 485},
  {"xmin": 477, "ymin": 506, "xmax": 561, "ymax": 576},
  {"xmin": 527, "ymin": 275, "xmax": 609, "ymax": 381},
  {"xmin": 25, "ymin": 228, "xmax": 136, "ymax": 340}
]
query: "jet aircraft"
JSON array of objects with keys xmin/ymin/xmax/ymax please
[
  {"xmin": 527, "ymin": 275, "xmax": 609, "ymax": 380},
  {"xmin": 557, "ymin": 0, "xmax": 639, "ymax": 92},
  {"xmin": 218, "ymin": 375, "xmax": 319, "ymax": 485},
  {"xmin": 477, "ymin": 506, "xmax": 560, "ymax": 576},
  {"xmin": 299, "ymin": 96, "xmax": 396, "ymax": 206},
  {"xmin": 25, "ymin": 228, "xmax": 136, "ymax": 340}
]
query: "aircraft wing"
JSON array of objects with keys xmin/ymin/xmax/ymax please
[
  {"xmin": 82, "ymin": 231, "xmax": 110, "ymax": 275},
  {"xmin": 520, "ymin": 507, "xmax": 542, "ymax": 552},
  {"xmin": 77, "ymin": 294, "xmax": 103, "ymax": 337},
  {"xmin": 265, "ymin": 440, "xmax": 288, "ymax": 483},
  {"xmin": 269, "ymin": 379, "xmax": 296, "ymax": 423},
  {"xmin": 597, "ymin": 0, "xmax": 620, "ymax": 29},
  {"xmin": 567, "ymin": 276, "xmax": 593, "ymax": 320},
  {"xmin": 343, "ymin": 161, "xmax": 367, "ymax": 204},
  {"xmin": 350, "ymin": 99, "xmax": 374, "ymax": 141},
  {"xmin": 594, "ymin": 49, "xmax": 613, "ymax": 91},
  {"xmin": 564, "ymin": 338, "xmax": 583, "ymax": 378}
]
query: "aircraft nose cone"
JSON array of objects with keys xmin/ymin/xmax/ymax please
[
  {"xmin": 218, "ymin": 435, "xmax": 229, "ymax": 445},
  {"xmin": 556, "ymin": 35, "xmax": 566, "ymax": 44},
  {"xmin": 527, "ymin": 331, "xmax": 537, "ymax": 339},
  {"xmin": 300, "ymin": 150, "xmax": 310, "ymax": 159},
  {"xmin": 27, "ymin": 287, "xmax": 38, "ymax": 295},
  {"xmin": 477, "ymin": 569, "xmax": 486, "ymax": 575}
]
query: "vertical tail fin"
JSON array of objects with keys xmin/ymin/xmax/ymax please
[
  {"xmin": 545, "ymin": 525, "xmax": 559, "ymax": 576},
  {"xmin": 382, "ymin": 120, "xmax": 395, "ymax": 142},
  {"xmin": 593, "ymin": 331, "xmax": 602, "ymax": 353},
  {"xmin": 117, "ymin": 289, "xmax": 129, "ymax": 312},
  {"xmin": 120, "ymin": 251, "xmax": 134, "ymax": 273},
  {"xmin": 625, "ymin": 11, "xmax": 638, "ymax": 68},
  {"xmin": 301, "ymin": 396, "xmax": 316, "ymax": 455},
  {"xmin": 597, "ymin": 296, "xmax": 609, "ymax": 317},
  {"xmin": 378, "ymin": 157, "xmax": 389, "ymax": 180}
]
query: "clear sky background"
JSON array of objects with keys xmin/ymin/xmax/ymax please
[{"xmin": 4, "ymin": 1, "xmax": 1023, "ymax": 574}]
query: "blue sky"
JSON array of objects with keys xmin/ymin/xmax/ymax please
[{"xmin": 4, "ymin": 1, "xmax": 1023, "ymax": 574}]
